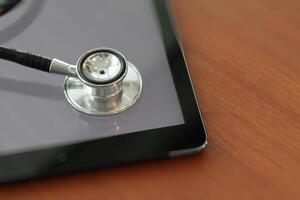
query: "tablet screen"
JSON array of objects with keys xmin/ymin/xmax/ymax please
[{"xmin": 0, "ymin": 0, "xmax": 184, "ymax": 155}]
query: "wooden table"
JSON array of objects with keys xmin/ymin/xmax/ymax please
[{"xmin": 0, "ymin": 0, "xmax": 299, "ymax": 199}]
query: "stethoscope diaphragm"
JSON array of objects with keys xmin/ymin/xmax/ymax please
[{"xmin": 64, "ymin": 48, "xmax": 142, "ymax": 115}]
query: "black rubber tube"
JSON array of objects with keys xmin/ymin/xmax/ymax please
[{"xmin": 0, "ymin": 46, "xmax": 52, "ymax": 72}]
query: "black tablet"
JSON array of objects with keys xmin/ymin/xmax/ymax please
[{"xmin": 0, "ymin": 0, "xmax": 207, "ymax": 183}]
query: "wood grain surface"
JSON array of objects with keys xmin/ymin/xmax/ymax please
[{"xmin": 0, "ymin": 0, "xmax": 299, "ymax": 199}]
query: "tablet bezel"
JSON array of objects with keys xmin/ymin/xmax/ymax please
[{"xmin": 0, "ymin": 0, "xmax": 207, "ymax": 183}]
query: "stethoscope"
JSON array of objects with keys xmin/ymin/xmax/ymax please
[{"xmin": 0, "ymin": 46, "xmax": 142, "ymax": 115}]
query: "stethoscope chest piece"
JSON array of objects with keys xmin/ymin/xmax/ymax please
[
  {"xmin": 64, "ymin": 48, "xmax": 142, "ymax": 115},
  {"xmin": 0, "ymin": 46, "xmax": 142, "ymax": 116}
]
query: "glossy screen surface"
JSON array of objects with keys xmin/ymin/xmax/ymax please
[{"xmin": 0, "ymin": 0, "xmax": 184, "ymax": 155}]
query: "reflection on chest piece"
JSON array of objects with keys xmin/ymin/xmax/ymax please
[{"xmin": 64, "ymin": 48, "xmax": 142, "ymax": 115}]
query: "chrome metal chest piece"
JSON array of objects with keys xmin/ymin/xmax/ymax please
[
  {"xmin": 0, "ymin": 46, "xmax": 142, "ymax": 115},
  {"xmin": 63, "ymin": 48, "xmax": 142, "ymax": 115}
]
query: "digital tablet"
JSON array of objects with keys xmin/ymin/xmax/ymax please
[{"xmin": 0, "ymin": 0, "xmax": 207, "ymax": 183}]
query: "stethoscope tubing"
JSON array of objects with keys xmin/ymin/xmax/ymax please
[{"xmin": 0, "ymin": 45, "xmax": 52, "ymax": 72}]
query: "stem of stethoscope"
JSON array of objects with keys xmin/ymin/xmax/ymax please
[
  {"xmin": 0, "ymin": 46, "xmax": 143, "ymax": 115},
  {"xmin": 49, "ymin": 59, "xmax": 77, "ymax": 77}
]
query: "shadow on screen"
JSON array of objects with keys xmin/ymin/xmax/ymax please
[
  {"xmin": 0, "ymin": 76, "xmax": 63, "ymax": 100},
  {"xmin": 0, "ymin": 0, "xmax": 45, "ymax": 44}
]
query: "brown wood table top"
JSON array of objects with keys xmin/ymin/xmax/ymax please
[{"xmin": 0, "ymin": 0, "xmax": 299, "ymax": 199}]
